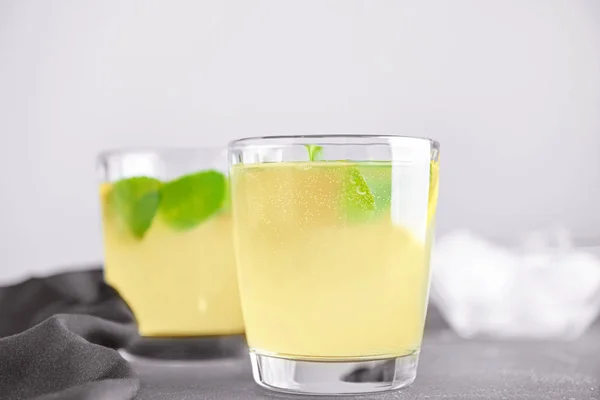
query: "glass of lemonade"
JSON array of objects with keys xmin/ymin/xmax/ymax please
[
  {"xmin": 229, "ymin": 135, "xmax": 439, "ymax": 395},
  {"xmin": 98, "ymin": 148, "xmax": 244, "ymax": 360}
]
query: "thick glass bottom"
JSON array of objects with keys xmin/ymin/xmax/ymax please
[
  {"xmin": 120, "ymin": 334, "xmax": 246, "ymax": 363},
  {"xmin": 250, "ymin": 350, "xmax": 419, "ymax": 395}
]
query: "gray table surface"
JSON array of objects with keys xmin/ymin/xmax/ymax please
[{"xmin": 132, "ymin": 309, "xmax": 600, "ymax": 400}]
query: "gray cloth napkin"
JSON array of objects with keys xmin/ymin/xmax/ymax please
[{"xmin": 0, "ymin": 270, "xmax": 140, "ymax": 400}]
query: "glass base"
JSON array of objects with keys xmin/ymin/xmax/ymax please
[
  {"xmin": 120, "ymin": 334, "xmax": 246, "ymax": 364},
  {"xmin": 250, "ymin": 351, "xmax": 419, "ymax": 395}
]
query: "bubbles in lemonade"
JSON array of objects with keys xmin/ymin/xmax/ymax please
[
  {"xmin": 231, "ymin": 161, "xmax": 438, "ymax": 359},
  {"xmin": 100, "ymin": 170, "xmax": 244, "ymax": 337}
]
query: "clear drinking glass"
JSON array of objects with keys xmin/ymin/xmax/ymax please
[
  {"xmin": 98, "ymin": 148, "xmax": 245, "ymax": 361},
  {"xmin": 229, "ymin": 135, "xmax": 440, "ymax": 395}
]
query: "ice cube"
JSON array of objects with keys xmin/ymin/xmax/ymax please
[{"xmin": 430, "ymin": 230, "xmax": 600, "ymax": 339}]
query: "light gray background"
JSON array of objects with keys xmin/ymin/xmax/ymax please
[{"xmin": 0, "ymin": 0, "xmax": 599, "ymax": 283}]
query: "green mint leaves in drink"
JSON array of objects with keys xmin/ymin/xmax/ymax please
[
  {"xmin": 304, "ymin": 144, "xmax": 380, "ymax": 221},
  {"xmin": 107, "ymin": 170, "xmax": 228, "ymax": 238},
  {"xmin": 358, "ymin": 165, "xmax": 392, "ymax": 212},
  {"xmin": 341, "ymin": 167, "xmax": 377, "ymax": 221},
  {"xmin": 306, "ymin": 145, "xmax": 323, "ymax": 161},
  {"xmin": 159, "ymin": 170, "xmax": 227, "ymax": 230},
  {"xmin": 108, "ymin": 177, "xmax": 162, "ymax": 239}
]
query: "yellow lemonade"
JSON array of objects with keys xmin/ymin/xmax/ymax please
[
  {"xmin": 100, "ymin": 172, "xmax": 244, "ymax": 337},
  {"xmin": 231, "ymin": 161, "xmax": 437, "ymax": 359}
]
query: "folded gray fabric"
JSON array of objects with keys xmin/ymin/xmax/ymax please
[{"xmin": 0, "ymin": 270, "xmax": 140, "ymax": 400}]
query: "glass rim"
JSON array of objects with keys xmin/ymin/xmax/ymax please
[
  {"xmin": 97, "ymin": 146, "xmax": 226, "ymax": 161},
  {"xmin": 229, "ymin": 134, "xmax": 439, "ymax": 150}
]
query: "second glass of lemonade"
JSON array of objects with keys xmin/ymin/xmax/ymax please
[
  {"xmin": 99, "ymin": 148, "xmax": 244, "ymax": 360},
  {"xmin": 230, "ymin": 135, "xmax": 439, "ymax": 395}
]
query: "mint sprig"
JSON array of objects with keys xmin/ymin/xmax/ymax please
[
  {"xmin": 107, "ymin": 177, "xmax": 162, "ymax": 239},
  {"xmin": 159, "ymin": 170, "xmax": 227, "ymax": 230},
  {"xmin": 303, "ymin": 145, "xmax": 380, "ymax": 221},
  {"xmin": 341, "ymin": 167, "xmax": 376, "ymax": 221},
  {"xmin": 358, "ymin": 165, "xmax": 392, "ymax": 213},
  {"xmin": 306, "ymin": 145, "xmax": 323, "ymax": 161},
  {"xmin": 106, "ymin": 170, "xmax": 228, "ymax": 238}
]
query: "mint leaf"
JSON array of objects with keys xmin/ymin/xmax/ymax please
[
  {"xmin": 159, "ymin": 170, "xmax": 226, "ymax": 230},
  {"xmin": 341, "ymin": 167, "xmax": 376, "ymax": 222},
  {"xmin": 358, "ymin": 165, "xmax": 392, "ymax": 213},
  {"xmin": 108, "ymin": 177, "xmax": 162, "ymax": 239},
  {"xmin": 306, "ymin": 145, "xmax": 323, "ymax": 161}
]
